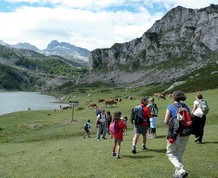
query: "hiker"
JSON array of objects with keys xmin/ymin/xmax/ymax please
[
  {"xmin": 164, "ymin": 90, "xmax": 190, "ymax": 178},
  {"xmin": 131, "ymin": 97, "xmax": 151, "ymax": 154},
  {"xmin": 96, "ymin": 109, "xmax": 107, "ymax": 140},
  {"xmin": 94, "ymin": 106, "xmax": 101, "ymax": 116},
  {"xmin": 110, "ymin": 111, "xmax": 126, "ymax": 159},
  {"xmin": 147, "ymin": 97, "xmax": 158, "ymax": 138},
  {"xmin": 83, "ymin": 120, "xmax": 91, "ymax": 139},
  {"xmin": 106, "ymin": 111, "xmax": 112, "ymax": 135},
  {"xmin": 191, "ymin": 92, "xmax": 209, "ymax": 144}
]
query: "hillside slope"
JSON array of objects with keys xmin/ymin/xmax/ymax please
[
  {"xmin": 0, "ymin": 45, "xmax": 88, "ymax": 91},
  {"xmin": 84, "ymin": 5, "xmax": 218, "ymax": 89}
]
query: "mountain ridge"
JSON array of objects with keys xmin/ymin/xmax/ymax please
[
  {"xmin": 0, "ymin": 40, "xmax": 90, "ymax": 66},
  {"xmin": 82, "ymin": 5, "xmax": 218, "ymax": 88}
]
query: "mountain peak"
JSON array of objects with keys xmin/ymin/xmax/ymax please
[{"xmin": 11, "ymin": 42, "xmax": 39, "ymax": 51}]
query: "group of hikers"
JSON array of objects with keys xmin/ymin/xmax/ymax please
[{"xmin": 83, "ymin": 91, "xmax": 209, "ymax": 178}]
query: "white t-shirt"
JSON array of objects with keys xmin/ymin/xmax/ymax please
[{"xmin": 97, "ymin": 113, "xmax": 106, "ymax": 123}]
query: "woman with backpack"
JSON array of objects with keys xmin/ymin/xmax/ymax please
[
  {"xmin": 164, "ymin": 90, "xmax": 190, "ymax": 178},
  {"xmin": 191, "ymin": 92, "xmax": 209, "ymax": 144},
  {"xmin": 110, "ymin": 111, "xmax": 126, "ymax": 159}
]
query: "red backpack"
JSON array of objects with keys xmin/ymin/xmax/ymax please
[
  {"xmin": 174, "ymin": 103, "xmax": 192, "ymax": 136},
  {"xmin": 167, "ymin": 103, "xmax": 192, "ymax": 143}
]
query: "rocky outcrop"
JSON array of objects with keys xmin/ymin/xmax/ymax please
[{"xmin": 88, "ymin": 5, "xmax": 218, "ymax": 87}]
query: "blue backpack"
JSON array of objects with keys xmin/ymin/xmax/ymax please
[{"xmin": 130, "ymin": 105, "xmax": 146, "ymax": 124}]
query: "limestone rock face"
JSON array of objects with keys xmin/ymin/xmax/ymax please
[{"xmin": 88, "ymin": 5, "xmax": 218, "ymax": 87}]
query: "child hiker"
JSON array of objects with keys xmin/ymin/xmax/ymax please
[
  {"xmin": 110, "ymin": 111, "xmax": 126, "ymax": 159},
  {"xmin": 83, "ymin": 120, "xmax": 91, "ymax": 139}
]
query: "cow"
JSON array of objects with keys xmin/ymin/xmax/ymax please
[
  {"xmin": 104, "ymin": 100, "xmax": 117, "ymax": 107},
  {"xmin": 168, "ymin": 93, "xmax": 173, "ymax": 98},
  {"xmin": 128, "ymin": 96, "xmax": 135, "ymax": 101},
  {"xmin": 62, "ymin": 105, "xmax": 70, "ymax": 110},
  {"xmin": 114, "ymin": 98, "xmax": 122, "ymax": 102},
  {"xmin": 158, "ymin": 93, "xmax": 166, "ymax": 100},
  {"xmin": 154, "ymin": 93, "xmax": 162, "ymax": 97},
  {"xmin": 88, "ymin": 103, "xmax": 97, "ymax": 108},
  {"xmin": 98, "ymin": 98, "xmax": 105, "ymax": 103}
]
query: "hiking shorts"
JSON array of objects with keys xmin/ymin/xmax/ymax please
[
  {"xmin": 113, "ymin": 138, "xmax": 123, "ymax": 143},
  {"xmin": 134, "ymin": 125, "xmax": 148, "ymax": 136}
]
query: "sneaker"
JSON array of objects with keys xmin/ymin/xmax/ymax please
[
  {"xmin": 83, "ymin": 136, "xmax": 85, "ymax": 139},
  {"xmin": 132, "ymin": 145, "xmax": 137, "ymax": 154},
  {"xmin": 97, "ymin": 138, "xmax": 100, "ymax": 141},
  {"xmin": 102, "ymin": 137, "xmax": 106, "ymax": 139},
  {"xmin": 112, "ymin": 152, "xmax": 116, "ymax": 156},
  {"xmin": 142, "ymin": 145, "xmax": 147, "ymax": 150},
  {"xmin": 194, "ymin": 137, "xmax": 200, "ymax": 142},
  {"xmin": 116, "ymin": 154, "xmax": 120, "ymax": 159},
  {"xmin": 179, "ymin": 172, "xmax": 188, "ymax": 178}
]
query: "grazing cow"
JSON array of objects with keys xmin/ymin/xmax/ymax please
[
  {"xmin": 88, "ymin": 103, "xmax": 97, "ymax": 108},
  {"xmin": 168, "ymin": 93, "xmax": 173, "ymax": 99},
  {"xmin": 154, "ymin": 93, "xmax": 162, "ymax": 97},
  {"xmin": 62, "ymin": 105, "xmax": 70, "ymax": 110},
  {"xmin": 105, "ymin": 100, "xmax": 117, "ymax": 107},
  {"xmin": 158, "ymin": 94, "xmax": 166, "ymax": 100},
  {"xmin": 98, "ymin": 98, "xmax": 105, "ymax": 103},
  {"xmin": 128, "ymin": 96, "xmax": 136, "ymax": 101},
  {"xmin": 114, "ymin": 98, "xmax": 122, "ymax": 102}
]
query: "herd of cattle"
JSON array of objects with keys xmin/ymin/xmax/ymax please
[{"xmin": 61, "ymin": 92, "xmax": 173, "ymax": 110}]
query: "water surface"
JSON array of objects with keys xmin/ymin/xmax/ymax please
[{"xmin": 0, "ymin": 92, "xmax": 62, "ymax": 115}]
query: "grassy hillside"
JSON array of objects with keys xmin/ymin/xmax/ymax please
[
  {"xmin": 0, "ymin": 45, "xmax": 88, "ymax": 90},
  {"xmin": 0, "ymin": 88, "xmax": 218, "ymax": 178}
]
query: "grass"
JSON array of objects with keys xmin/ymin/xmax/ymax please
[{"xmin": 0, "ymin": 88, "xmax": 218, "ymax": 178}]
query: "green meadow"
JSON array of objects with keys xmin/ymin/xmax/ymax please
[{"xmin": 0, "ymin": 87, "xmax": 218, "ymax": 178}]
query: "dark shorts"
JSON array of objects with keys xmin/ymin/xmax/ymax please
[
  {"xmin": 151, "ymin": 128, "xmax": 156, "ymax": 133},
  {"xmin": 84, "ymin": 128, "xmax": 89, "ymax": 133},
  {"xmin": 134, "ymin": 125, "xmax": 148, "ymax": 136}
]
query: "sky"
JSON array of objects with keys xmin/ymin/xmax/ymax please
[{"xmin": 0, "ymin": 0, "xmax": 217, "ymax": 51}]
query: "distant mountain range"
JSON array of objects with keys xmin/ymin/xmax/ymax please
[{"xmin": 0, "ymin": 40, "xmax": 90, "ymax": 66}]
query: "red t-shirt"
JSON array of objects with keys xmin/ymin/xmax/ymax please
[
  {"xmin": 137, "ymin": 103, "xmax": 151, "ymax": 127},
  {"xmin": 112, "ymin": 119, "xmax": 127, "ymax": 140}
]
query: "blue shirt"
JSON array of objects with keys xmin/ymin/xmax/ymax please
[{"xmin": 167, "ymin": 102, "xmax": 190, "ymax": 118}]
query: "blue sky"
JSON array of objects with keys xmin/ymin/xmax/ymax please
[{"xmin": 0, "ymin": 0, "xmax": 217, "ymax": 50}]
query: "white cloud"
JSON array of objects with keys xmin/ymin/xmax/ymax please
[{"xmin": 0, "ymin": 0, "xmax": 217, "ymax": 50}]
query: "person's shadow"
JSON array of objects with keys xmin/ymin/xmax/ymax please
[{"xmin": 200, "ymin": 141, "xmax": 218, "ymax": 144}]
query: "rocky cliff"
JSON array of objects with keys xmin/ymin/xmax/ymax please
[{"xmin": 86, "ymin": 5, "xmax": 218, "ymax": 87}]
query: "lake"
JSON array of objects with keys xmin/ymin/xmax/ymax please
[{"xmin": 0, "ymin": 92, "xmax": 63, "ymax": 115}]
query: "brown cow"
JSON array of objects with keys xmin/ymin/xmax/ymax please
[
  {"xmin": 168, "ymin": 93, "xmax": 173, "ymax": 98},
  {"xmin": 88, "ymin": 103, "xmax": 97, "ymax": 108},
  {"xmin": 158, "ymin": 94, "xmax": 166, "ymax": 100},
  {"xmin": 98, "ymin": 98, "xmax": 105, "ymax": 103},
  {"xmin": 105, "ymin": 100, "xmax": 117, "ymax": 107}
]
